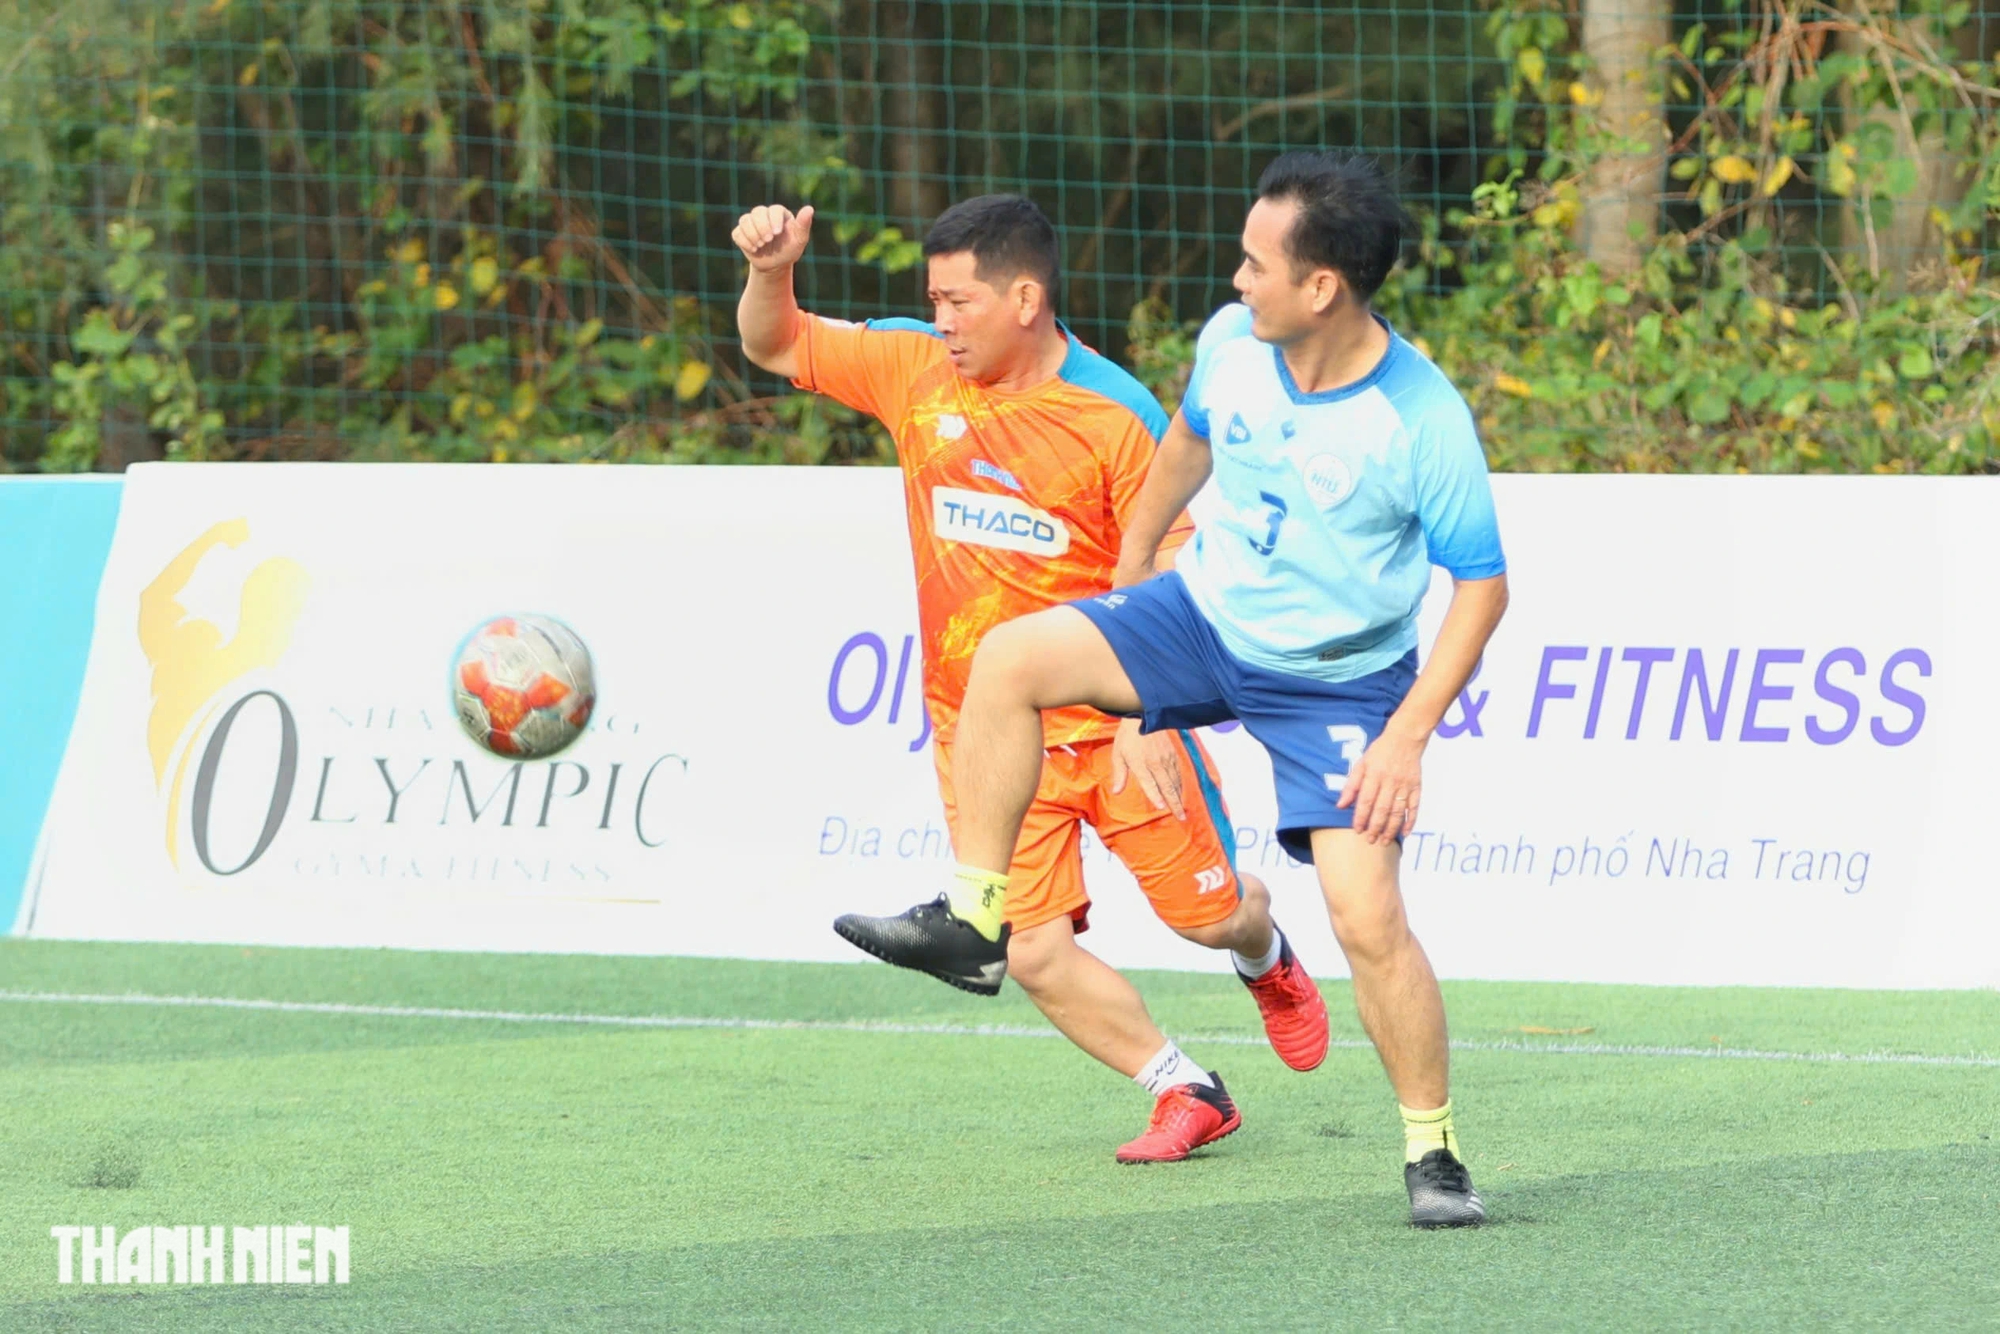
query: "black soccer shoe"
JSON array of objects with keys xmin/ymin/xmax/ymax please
[
  {"xmin": 1405, "ymin": 1148, "xmax": 1488, "ymax": 1229},
  {"xmin": 832, "ymin": 895, "xmax": 1011, "ymax": 997}
]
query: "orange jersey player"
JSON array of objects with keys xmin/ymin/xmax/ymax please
[
  {"xmin": 734, "ymin": 193, "xmax": 1329, "ymax": 1163},
  {"xmin": 793, "ymin": 305, "xmax": 1183, "ymax": 754}
]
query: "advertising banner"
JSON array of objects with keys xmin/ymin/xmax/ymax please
[{"xmin": 23, "ymin": 464, "xmax": 2000, "ymax": 987}]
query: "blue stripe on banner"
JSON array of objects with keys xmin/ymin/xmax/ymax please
[
  {"xmin": 1177, "ymin": 729, "xmax": 1240, "ymax": 887},
  {"xmin": 1, "ymin": 477, "xmax": 124, "ymax": 933}
]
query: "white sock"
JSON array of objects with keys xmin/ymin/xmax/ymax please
[
  {"xmin": 1231, "ymin": 927, "xmax": 1285, "ymax": 980},
  {"xmin": 1135, "ymin": 1041, "xmax": 1215, "ymax": 1097}
]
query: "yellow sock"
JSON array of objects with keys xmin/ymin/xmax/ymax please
[
  {"xmin": 1399, "ymin": 1100, "xmax": 1460, "ymax": 1163},
  {"xmin": 944, "ymin": 865, "xmax": 1010, "ymax": 942}
]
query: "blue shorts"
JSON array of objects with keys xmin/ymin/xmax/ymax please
[{"xmin": 1072, "ymin": 572, "xmax": 1417, "ymax": 864}]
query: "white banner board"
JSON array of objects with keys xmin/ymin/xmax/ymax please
[{"xmin": 24, "ymin": 464, "xmax": 2000, "ymax": 988}]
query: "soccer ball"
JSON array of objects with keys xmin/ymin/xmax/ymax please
[{"xmin": 452, "ymin": 615, "xmax": 596, "ymax": 758}]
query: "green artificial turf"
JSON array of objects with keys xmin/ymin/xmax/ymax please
[{"xmin": 2, "ymin": 940, "xmax": 1996, "ymax": 1331}]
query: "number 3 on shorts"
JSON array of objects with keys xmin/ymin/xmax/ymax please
[{"xmin": 1320, "ymin": 724, "xmax": 1370, "ymax": 794}]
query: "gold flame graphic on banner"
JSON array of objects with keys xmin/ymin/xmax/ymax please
[{"xmin": 137, "ymin": 519, "xmax": 308, "ymax": 866}]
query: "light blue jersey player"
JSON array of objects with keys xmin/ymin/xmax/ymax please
[
  {"xmin": 1174, "ymin": 300, "xmax": 1505, "ymax": 697},
  {"xmin": 855, "ymin": 151, "xmax": 1510, "ymax": 1229},
  {"xmin": 1100, "ymin": 298, "xmax": 1507, "ymax": 862}
]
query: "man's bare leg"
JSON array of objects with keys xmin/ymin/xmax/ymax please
[
  {"xmin": 1008, "ymin": 914, "xmax": 1241, "ymax": 1163},
  {"xmin": 1308, "ymin": 827, "xmax": 1449, "ymax": 1108},
  {"xmin": 1308, "ymin": 826, "xmax": 1481, "ymax": 1223},
  {"xmin": 1006, "ymin": 916, "xmax": 1169, "ymax": 1077},
  {"xmin": 831, "ymin": 608, "xmax": 1143, "ymax": 990},
  {"xmin": 1310, "ymin": 824, "xmax": 1483, "ymax": 1227},
  {"xmin": 950, "ymin": 608, "xmax": 1144, "ymax": 872}
]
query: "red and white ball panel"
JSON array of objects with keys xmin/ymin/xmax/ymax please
[{"xmin": 451, "ymin": 614, "xmax": 596, "ymax": 758}]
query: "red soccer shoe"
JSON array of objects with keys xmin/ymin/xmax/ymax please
[
  {"xmin": 1115, "ymin": 1075, "xmax": 1242, "ymax": 1164},
  {"xmin": 1241, "ymin": 937, "xmax": 1330, "ymax": 1071}
]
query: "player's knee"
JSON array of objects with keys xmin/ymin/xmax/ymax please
[
  {"xmin": 967, "ymin": 619, "xmax": 1042, "ymax": 700},
  {"xmin": 1173, "ymin": 875, "xmax": 1270, "ymax": 950},
  {"xmin": 1237, "ymin": 872, "xmax": 1271, "ymax": 918},
  {"xmin": 969, "ymin": 613, "xmax": 1087, "ymax": 709},
  {"xmin": 1326, "ymin": 890, "xmax": 1410, "ymax": 967},
  {"xmin": 1004, "ymin": 919, "xmax": 1073, "ymax": 994}
]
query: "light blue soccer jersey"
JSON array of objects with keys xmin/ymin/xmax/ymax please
[{"xmin": 1176, "ymin": 302, "xmax": 1505, "ymax": 683}]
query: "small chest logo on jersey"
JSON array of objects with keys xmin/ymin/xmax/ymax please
[
  {"xmin": 1280, "ymin": 419, "xmax": 1297, "ymax": 439},
  {"xmin": 1224, "ymin": 413, "xmax": 1253, "ymax": 446},
  {"xmin": 933, "ymin": 486, "xmax": 1071, "ymax": 557},
  {"xmin": 937, "ymin": 413, "xmax": 968, "ymax": 441},
  {"xmin": 970, "ymin": 459, "xmax": 1024, "ymax": 492},
  {"xmin": 1301, "ymin": 453, "xmax": 1354, "ymax": 508}
]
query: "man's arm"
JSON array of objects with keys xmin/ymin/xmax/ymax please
[
  {"xmin": 1114, "ymin": 410, "xmax": 1213, "ymax": 587},
  {"xmin": 1386, "ymin": 573, "xmax": 1508, "ymax": 741},
  {"xmin": 733, "ymin": 204, "xmax": 816, "ymax": 380},
  {"xmin": 1339, "ymin": 572, "xmax": 1509, "ymax": 844}
]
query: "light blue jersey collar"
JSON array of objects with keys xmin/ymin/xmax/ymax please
[{"xmin": 1270, "ymin": 314, "xmax": 1402, "ymax": 406}]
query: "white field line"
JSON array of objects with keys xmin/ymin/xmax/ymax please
[{"xmin": 2, "ymin": 989, "xmax": 1998, "ymax": 1069}]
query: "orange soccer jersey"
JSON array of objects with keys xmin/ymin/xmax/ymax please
[{"xmin": 793, "ymin": 313, "xmax": 1189, "ymax": 748}]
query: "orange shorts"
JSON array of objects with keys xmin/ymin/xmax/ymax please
[{"xmin": 932, "ymin": 733, "xmax": 1242, "ymax": 935}]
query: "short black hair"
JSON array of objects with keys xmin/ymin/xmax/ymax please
[
  {"xmin": 922, "ymin": 194, "xmax": 1061, "ymax": 309},
  {"xmin": 1254, "ymin": 152, "xmax": 1412, "ymax": 302}
]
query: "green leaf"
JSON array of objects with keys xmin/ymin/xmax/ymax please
[
  {"xmin": 73, "ymin": 315, "xmax": 137, "ymax": 358},
  {"xmin": 1897, "ymin": 348, "xmax": 1934, "ymax": 379},
  {"xmin": 1689, "ymin": 389, "xmax": 1732, "ymax": 424}
]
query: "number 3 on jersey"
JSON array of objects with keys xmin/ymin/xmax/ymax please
[
  {"xmin": 1320, "ymin": 724, "xmax": 1370, "ymax": 794},
  {"xmin": 1248, "ymin": 490, "xmax": 1288, "ymax": 556}
]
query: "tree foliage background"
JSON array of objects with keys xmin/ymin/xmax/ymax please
[{"xmin": 3, "ymin": 0, "xmax": 1998, "ymax": 473}]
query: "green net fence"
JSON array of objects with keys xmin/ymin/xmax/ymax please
[{"xmin": 3, "ymin": 0, "xmax": 1998, "ymax": 473}]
